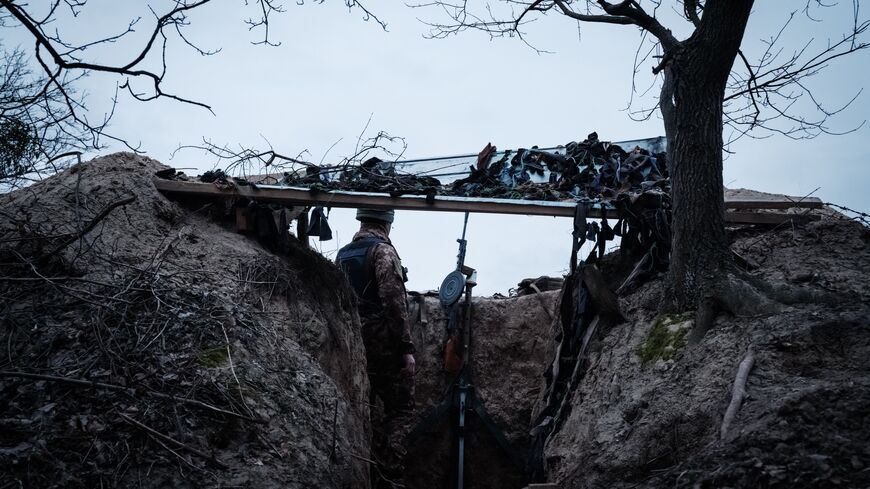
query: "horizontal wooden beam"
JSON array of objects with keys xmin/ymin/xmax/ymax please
[
  {"xmin": 725, "ymin": 211, "xmax": 820, "ymax": 225},
  {"xmin": 153, "ymin": 178, "xmax": 823, "ymax": 224},
  {"xmin": 724, "ymin": 195, "xmax": 823, "ymax": 209},
  {"xmin": 153, "ymin": 178, "xmax": 600, "ymax": 218}
]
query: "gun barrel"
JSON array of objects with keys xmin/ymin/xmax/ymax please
[{"xmin": 455, "ymin": 212, "xmax": 470, "ymax": 271}]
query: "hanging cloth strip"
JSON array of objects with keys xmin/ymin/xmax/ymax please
[{"xmin": 306, "ymin": 206, "xmax": 333, "ymax": 241}]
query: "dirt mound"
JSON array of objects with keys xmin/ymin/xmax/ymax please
[
  {"xmin": 542, "ymin": 213, "xmax": 870, "ymax": 488},
  {"xmin": 0, "ymin": 153, "xmax": 370, "ymax": 488}
]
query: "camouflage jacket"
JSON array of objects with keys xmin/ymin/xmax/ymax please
[{"xmin": 344, "ymin": 224, "xmax": 415, "ymax": 355}]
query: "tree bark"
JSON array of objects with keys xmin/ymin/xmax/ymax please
[{"xmin": 664, "ymin": 0, "xmax": 755, "ymax": 310}]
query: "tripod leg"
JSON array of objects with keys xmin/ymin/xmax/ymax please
[
  {"xmin": 457, "ymin": 387, "xmax": 468, "ymax": 489},
  {"xmin": 407, "ymin": 387, "xmax": 453, "ymax": 442},
  {"xmin": 470, "ymin": 392, "xmax": 526, "ymax": 471}
]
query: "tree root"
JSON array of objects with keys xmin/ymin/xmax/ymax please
[
  {"xmin": 686, "ymin": 298, "xmax": 719, "ymax": 346},
  {"xmin": 720, "ymin": 348, "xmax": 755, "ymax": 441},
  {"xmin": 686, "ymin": 266, "xmax": 843, "ymax": 346}
]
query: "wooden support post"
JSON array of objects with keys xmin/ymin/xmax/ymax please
[
  {"xmin": 235, "ymin": 207, "xmax": 250, "ymax": 233},
  {"xmin": 297, "ymin": 208, "xmax": 309, "ymax": 248}
]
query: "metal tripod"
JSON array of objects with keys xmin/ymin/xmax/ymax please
[{"xmin": 408, "ymin": 213, "xmax": 524, "ymax": 489}]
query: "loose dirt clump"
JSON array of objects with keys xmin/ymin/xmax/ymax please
[{"xmin": 0, "ymin": 153, "xmax": 370, "ymax": 488}]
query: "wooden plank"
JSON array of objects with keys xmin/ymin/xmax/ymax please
[
  {"xmin": 153, "ymin": 178, "xmax": 601, "ymax": 218},
  {"xmin": 725, "ymin": 211, "xmax": 820, "ymax": 225},
  {"xmin": 154, "ymin": 178, "xmax": 821, "ymax": 224},
  {"xmin": 724, "ymin": 196, "xmax": 823, "ymax": 209}
]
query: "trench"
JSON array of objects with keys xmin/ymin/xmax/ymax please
[
  {"xmin": 398, "ymin": 291, "xmax": 559, "ymax": 489},
  {"xmin": 5, "ymin": 154, "xmax": 869, "ymax": 489}
]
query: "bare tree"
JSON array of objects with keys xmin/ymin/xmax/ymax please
[
  {"xmin": 0, "ymin": 0, "xmax": 382, "ymax": 186},
  {"xmin": 412, "ymin": 0, "xmax": 868, "ymax": 315},
  {"xmin": 0, "ymin": 45, "xmax": 91, "ymax": 186}
]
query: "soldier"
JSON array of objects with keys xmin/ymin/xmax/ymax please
[{"xmin": 336, "ymin": 208, "xmax": 415, "ymax": 487}]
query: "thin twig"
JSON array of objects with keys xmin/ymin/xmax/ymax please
[
  {"xmin": 349, "ymin": 452, "xmax": 405, "ymax": 488},
  {"xmin": 118, "ymin": 412, "xmax": 228, "ymax": 469},
  {"xmin": 148, "ymin": 432, "xmax": 201, "ymax": 470},
  {"xmin": 45, "ymin": 195, "xmax": 136, "ymax": 257},
  {"xmin": 528, "ymin": 282, "xmax": 554, "ymax": 321},
  {"xmin": 0, "ymin": 370, "xmax": 264, "ymax": 423},
  {"xmin": 218, "ymin": 315, "xmax": 254, "ymax": 418}
]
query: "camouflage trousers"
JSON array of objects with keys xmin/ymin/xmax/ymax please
[{"xmin": 366, "ymin": 350, "xmax": 415, "ymax": 486}]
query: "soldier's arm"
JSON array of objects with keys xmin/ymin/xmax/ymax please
[{"xmin": 372, "ymin": 244, "xmax": 415, "ymax": 354}]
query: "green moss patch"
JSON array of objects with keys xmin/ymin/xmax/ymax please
[
  {"xmin": 198, "ymin": 346, "xmax": 228, "ymax": 367},
  {"xmin": 638, "ymin": 312, "xmax": 693, "ymax": 365}
]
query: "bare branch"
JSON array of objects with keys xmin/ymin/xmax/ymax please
[
  {"xmin": 552, "ymin": 0, "xmax": 633, "ymax": 25},
  {"xmin": 175, "ymin": 118, "xmax": 407, "ymax": 180},
  {"xmin": 722, "ymin": 3, "xmax": 869, "ymax": 142},
  {"xmin": 595, "ymin": 0, "xmax": 678, "ymax": 49},
  {"xmin": 683, "ymin": 0, "xmax": 701, "ymax": 27},
  {"xmin": 0, "ymin": 0, "xmax": 384, "ymax": 184}
]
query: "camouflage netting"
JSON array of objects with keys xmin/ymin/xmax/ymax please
[{"xmin": 274, "ymin": 132, "xmax": 668, "ymax": 204}]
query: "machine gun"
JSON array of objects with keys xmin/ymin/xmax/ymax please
[
  {"xmin": 439, "ymin": 212, "xmax": 475, "ymax": 374},
  {"xmin": 408, "ymin": 212, "xmax": 524, "ymax": 489}
]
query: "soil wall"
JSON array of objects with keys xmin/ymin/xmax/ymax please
[
  {"xmin": 0, "ymin": 153, "xmax": 371, "ymax": 488},
  {"xmin": 541, "ymin": 216, "xmax": 870, "ymax": 488},
  {"xmin": 404, "ymin": 291, "xmax": 559, "ymax": 489}
]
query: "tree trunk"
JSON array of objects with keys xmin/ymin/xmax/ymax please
[
  {"xmin": 663, "ymin": 0, "xmax": 754, "ymax": 310},
  {"xmin": 667, "ymin": 67, "xmax": 730, "ymax": 309}
]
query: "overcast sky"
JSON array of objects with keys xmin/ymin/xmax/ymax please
[{"xmin": 5, "ymin": 1, "xmax": 869, "ymax": 294}]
